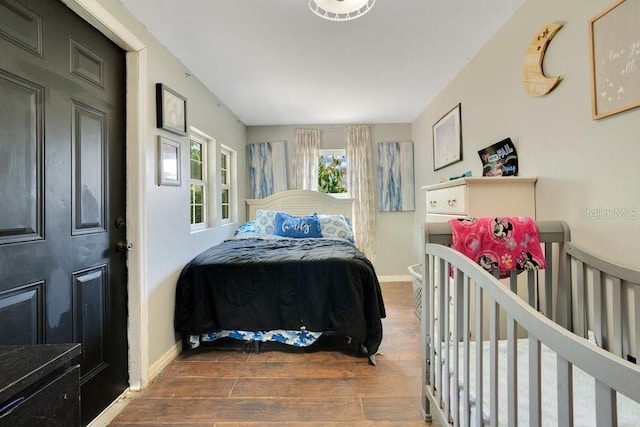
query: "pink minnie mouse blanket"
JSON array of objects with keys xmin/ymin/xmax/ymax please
[{"xmin": 449, "ymin": 216, "xmax": 546, "ymax": 279}]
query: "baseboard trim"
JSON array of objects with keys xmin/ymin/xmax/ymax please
[
  {"xmin": 87, "ymin": 341, "xmax": 182, "ymax": 426},
  {"xmin": 149, "ymin": 340, "xmax": 182, "ymax": 381},
  {"xmin": 87, "ymin": 388, "xmax": 131, "ymax": 427},
  {"xmin": 378, "ymin": 275, "xmax": 411, "ymax": 282}
]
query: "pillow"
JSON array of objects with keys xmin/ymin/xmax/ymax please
[
  {"xmin": 234, "ymin": 220, "xmax": 258, "ymax": 236},
  {"xmin": 317, "ymin": 214, "xmax": 355, "ymax": 242},
  {"xmin": 273, "ymin": 212, "xmax": 322, "ymax": 238},
  {"xmin": 254, "ymin": 209, "xmax": 279, "ymax": 235}
]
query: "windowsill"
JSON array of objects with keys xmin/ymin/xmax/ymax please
[
  {"xmin": 190, "ymin": 220, "xmax": 238, "ymax": 235},
  {"xmin": 190, "ymin": 224, "xmax": 208, "ymax": 234}
]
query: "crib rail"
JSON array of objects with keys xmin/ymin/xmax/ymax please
[
  {"xmin": 423, "ymin": 220, "xmax": 571, "ymax": 324},
  {"xmin": 420, "ymin": 220, "xmax": 640, "ymax": 426},
  {"xmin": 565, "ymin": 241, "xmax": 640, "ymax": 362}
]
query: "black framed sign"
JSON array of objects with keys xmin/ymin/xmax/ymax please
[{"xmin": 156, "ymin": 83, "xmax": 187, "ymax": 135}]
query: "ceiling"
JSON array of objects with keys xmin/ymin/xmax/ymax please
[{"xmin": 120, "ymin": 0, "xmax": 526, "ymax": 126}]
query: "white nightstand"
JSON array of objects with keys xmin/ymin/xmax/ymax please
[{"xmin": 423, "ymin": 176, "xmax": 537, "ymax": 222}]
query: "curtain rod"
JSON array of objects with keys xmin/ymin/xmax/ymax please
[{"xmin": 295, "ymin": 125, "xmax": 371, "ymax": 133}]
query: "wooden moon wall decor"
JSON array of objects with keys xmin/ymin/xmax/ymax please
[{"xmin": 523, "ymin": 23, "xmax": 563, "ymax": 96}]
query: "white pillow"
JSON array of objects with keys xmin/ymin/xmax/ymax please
[
  {"xmin": 317, "ymin": 214, "xmax": 355, "ymax": 242},
  {"xmin": 254, "ymin": 209, "xmax": 279, "ymax": 235}
]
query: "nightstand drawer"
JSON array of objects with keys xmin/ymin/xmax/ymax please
[{"xmin": 426, "ymin": 185, "xmax": 466, "ymax": 215}]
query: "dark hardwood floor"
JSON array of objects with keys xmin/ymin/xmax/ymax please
[{"xmin": 110, "ymin": 281, "xmax": 429, "ymax": 426}]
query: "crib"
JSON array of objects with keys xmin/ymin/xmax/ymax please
[{"xmin": 420, "ymin": 220, "xmax": 640, "ymax": 426}]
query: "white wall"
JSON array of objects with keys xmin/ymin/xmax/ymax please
[
  {"xmin": 412, "ymin": 0, "xmax": 640, "ymax": 271},
  {"xmin": 93, "ymin": 0, "xmax": 247, "ymax": 367},
  {"xmin": 246, "ymin": 124, "xmax": 414, "ymax": 276}
]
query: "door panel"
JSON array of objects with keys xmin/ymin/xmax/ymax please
[
  {"xmin": 73, "ymin": 266, "xmax": 108, "ymax": 377},
  {"xmin": 70, "ymin": 38, "xmax": 106, "ymax": 89},
  {"xmin": 0, "ymin": 0, "xmax": 44, "ymax": 57},
  {"xmin": 71, "ymin": 101, "xmax": 106, "ymax": 234},
  {"xmin": 0, "ymin": 69, "xmax": 44, "ymax": 244},
  {"xmin": 0, "ymin": 281, "xmax": 45, "ymax": 344},
  {"xmin": 0, "ymin": 0, "xmax": 128, "ymax": 424}
]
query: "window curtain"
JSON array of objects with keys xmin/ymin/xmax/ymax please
[
  {"xmin": 247, "ymin": 141, "xmax": 288, "ymax": 198},
  {"xmin": 294, "ymin": 129, "xmax": 320, "ymax": 190},
  {"xmin": 346, "ymin": 125, "xmax": 376, "ymax": 262}
]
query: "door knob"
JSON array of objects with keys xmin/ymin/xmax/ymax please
[{"xmin": 116, "ymin": 241, "xmax": 133, "ymax": 252}]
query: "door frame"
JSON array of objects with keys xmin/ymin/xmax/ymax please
[{"xmin": 62, "ymin": 0, "xmax": 148, "ymax": 390}]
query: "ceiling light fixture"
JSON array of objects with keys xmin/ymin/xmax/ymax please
[{"xmin": 308, "ymin": 0, "xmax": 376, "ymax": 22}]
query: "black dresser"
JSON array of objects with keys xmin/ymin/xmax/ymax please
[{"xmin": 0, "ymin": 344, "xmax": 81, "ymax": 426}]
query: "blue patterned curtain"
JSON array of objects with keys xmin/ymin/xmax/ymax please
[{"xmin": 248, "ymin": 141, "xmax": 288, "ymax": 198}]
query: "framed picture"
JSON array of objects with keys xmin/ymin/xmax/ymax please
[
  {"xmin": 157, "ymin": 136, "xmax": 181, "ymax": 186},
  {"xmin": 377, "ymin": 142, "xmax": 414, "ymax": 212},
  {"xmin": 589, "ymin": 0, "xmax": 640, "ymax": 119},
  {"xmin": 432, "ymin": 103, "xmax": 462, "ymax": 171},
  {"xmin": 156, "ymin": 83, "xmax": 187, "ymax": 135}
]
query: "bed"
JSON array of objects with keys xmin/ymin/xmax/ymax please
[
  {"xmin": 174, "ymin": 190, "xmax": 385, "ymax": 364},
  {"xmin": 420, "ymin": 220, "xmax": 640, "ymax": 426}
]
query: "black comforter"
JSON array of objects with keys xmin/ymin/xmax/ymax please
[{"xmin": 174, "ymin": 237, "xmax": 386, "ymax": 355}]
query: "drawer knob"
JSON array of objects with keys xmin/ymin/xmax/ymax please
[
  {"xmin": 447, "ymin": 199, "xmax": 456, "ymax": 207},
  {"xmin": 429, "ymin": 200, "xmax": 437, "ymax": 207}
]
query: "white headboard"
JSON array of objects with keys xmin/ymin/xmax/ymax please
[{"xmin": 245, "ymin": 190, "xmax": 354, "ymax": 220}]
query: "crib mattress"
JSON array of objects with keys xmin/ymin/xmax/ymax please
[{"xmin": 440, "ymin": 338, "xmax": 640, "ymax": 426}]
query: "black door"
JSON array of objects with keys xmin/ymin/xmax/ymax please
[{"xmin": 0, "ymin": 0, "xmax": 128, "ymax": 424}]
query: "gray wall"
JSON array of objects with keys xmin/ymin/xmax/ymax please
[
  {"xmin": 145, "ymin": 41, "xmax": 247, "ymax": 367},
  {"xmin": 247, "ymin": 124, "xmax": 414, "ymax": 277},
  {"xmin": 94, "ymin": 0, "xmax": 640, "ymax": 379},
  {"xmin": 95, "ymin": 0, "xmax": 247, "ymax": 366},
  {"xmin": 412, "ymin": 0, "xmax": 640, "ymax": 271}
]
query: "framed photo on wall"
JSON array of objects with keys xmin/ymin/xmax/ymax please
[
  {"xmin": 157, "ymin": 136, "xmax": 181, "ymax": 186},
  {"xmin": 376, "ymin": 141, "xmax": 415, "ymax": 212},
  {"xmin": 589, "ymin": 0, "xmax": 640, "ymax": 119},
  {"xmin": 156, "ymin": 83, "xmax": 187, "ymax": 135},
  {"xmin": 432, "ymin": 103, "xmax": 462, "ymax": 171}
]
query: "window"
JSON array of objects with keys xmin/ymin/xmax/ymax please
[
  {"xmin": 220, "ymin": 145, "xmax": 234, "ymax": 224},
  {"xmin": 189, "ymin": 130, "xmax": 235, "ymax": 228},
  {"xmin": 189, "ymin": 134, "xmax": 207, "ymax": 230},
  {"xmin": 318, "ymin": 149, "xmax": 348, "ymax": 195}
]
